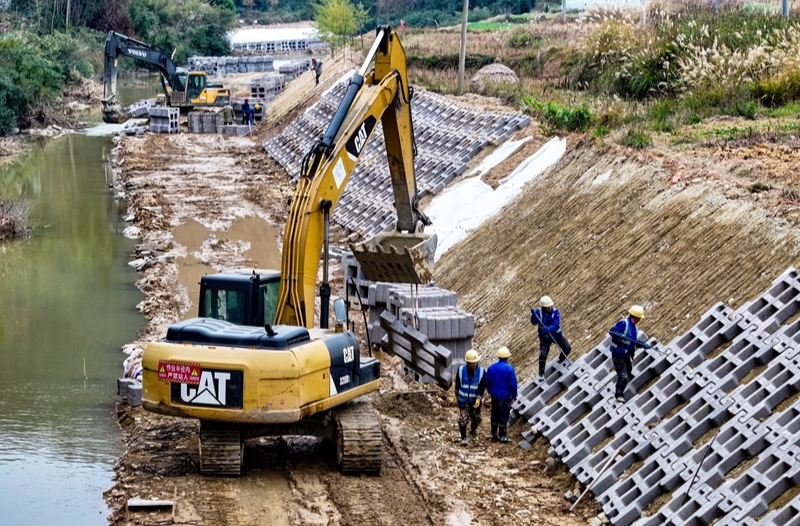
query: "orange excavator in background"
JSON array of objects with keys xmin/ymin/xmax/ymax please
[{"xmin": 139, "ymin": 26, "xmax": 437, "ymax": 476}]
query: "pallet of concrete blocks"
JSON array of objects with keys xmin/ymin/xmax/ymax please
[
  {"xmin": 279, "ymin": 61, "xmax": 308, "ymax": 81},
  {"xmin": 188, "ymin": 111, "xmax": 220, "ymax": 134},
  {"xmin": 366, "ymin": 282, "xmax": 458, "ymax": 351},
  {"xmin": 398, "ymin": 307, "xmax": 474, "ymax": 373},
  {"xmin": 148, "ymin": 106, "xmax": 179, "ymax": 134},
  {"xmin": 378, "ymin": 308, "xmax": 453, "ymax": 389}
]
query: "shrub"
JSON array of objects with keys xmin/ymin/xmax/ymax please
[
  {"xmin": 521, "ymin": 96, "xmax": 594, "ymax": 134},
  {"xmin": 749, "ymin": 182, "xmax": 772, "ymax": 193},
  {"xmin": 507, "ymin": 30, "xmax": 533, "ymax": 49},
  {"xmin": 619, "ymin": 128, "xmax": 652, "ymax": 149},
  {"xmin": 0, "ymin": 199, "xmax": 31, "ymax": 241}
]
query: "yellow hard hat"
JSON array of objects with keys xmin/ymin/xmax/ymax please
[
  {"xmin": 540, "ymin": 295, "xmax": 554, "ymax": 308},
  {"xmin": 465, "ymin": 349, "xmax": 480, "ymax": 363},
  {"xmin": 497, "ymin": 346, "xmax": 511, "ymax": 359},
  {"xmin": 629, "ymin": 305, "xmax": 645, "ymax": 319}
]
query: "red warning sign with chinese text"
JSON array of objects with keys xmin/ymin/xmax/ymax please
[{"xmin": 157, "ymin": 361, "xmax": 202, "ymax": 384}]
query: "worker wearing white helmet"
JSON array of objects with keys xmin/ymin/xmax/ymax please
[
  {"xmin": 485, "ymin": 346, "xmax": 517, "ymax": 443},
  {"xmin": 454, "ymin": 349, "xmax": 485, "ymax": 446},
  {"xmin": 530, "ymin": 295, "xmax": 572, "ymax": 380},
  {"xmin": 609, "ymin": 305, "xmax": 652, "ymax": 403}
]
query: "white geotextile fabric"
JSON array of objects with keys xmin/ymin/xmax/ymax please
[{"xmin": 425, "ymin": 136, "xmax": 567, "ymax": 261}]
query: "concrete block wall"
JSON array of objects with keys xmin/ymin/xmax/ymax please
[
  {"xmin": 232, "ymin": 38, "xmax": 323, "ymax": 53},
  {"xmin": 188, "ymin": 55, "xmax": 275, "ymax": 77},
  {"xmin": 149, "ymin": 106, "xmax": 179, "ymax": 134},
  {"xmin": 512, "ymin": 268, "xmax": 800, "ymax": 526},
  {"xmin": 188, "ymin": 111, "xmax": 220, "ymax": 133},
  {"xmin": 265, "ymin": 81, "xmax": 530, "ymax": 241}
]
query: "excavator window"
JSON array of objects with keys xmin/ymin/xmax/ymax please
[
  {"xmin": 173, "ymin": 73, "xmax": 187, "ymax": 93},
  {"xmin": 260, "ymin": 281, "xmax": 280, "ymax": 326},
  {"xmin": 202, "ymin": 289, "xmax": 245, "ymax": 325},
  {"xmin": 186, "ymin": 73, "xmax": 205, "ymax": 100}
]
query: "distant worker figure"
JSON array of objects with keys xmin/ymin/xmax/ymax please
[
  {"xmin": 486, "ymin": 346, "xmax": 517, "ymax": 443},
  {"xmin": 530, "ymin": 295, "xmax": 572, "ymax": 380},
  {"xmin": 221, "ymin": 104, "xmax": 234, "ymax": 125},
  {"xmin": 400, "ymin": 19, "xmax": 406, "ymax": 31},
  {"xmin": 253, "ymin": 103, "xmax": 261, "ymax": 124},
  {"xmin": 609, "ymin": 305, "xmax": 651, "ymax": 403},
  {"xmin": 241, "ymin": 98, "xmax": 251, "ymax": 125},
  {"xmin": 454, "ymin": 349, "xmax": 485, "ymax": 446},
  {"xmin": 311, "ymin": 57, "xmax": 323, "ymax": 86}
]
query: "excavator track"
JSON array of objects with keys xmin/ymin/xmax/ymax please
[
  {"xmin": 199, "ymin": 421, "xmax": 243, "ymax": 476},
  {"xmin": 335, "ymin": 400, "xmax": 383, "ymax": 475}
]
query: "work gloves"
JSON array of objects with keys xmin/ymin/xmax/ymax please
[{"xmin": 474, "ymin": 399, "xmax": 481, "ymax": 409}]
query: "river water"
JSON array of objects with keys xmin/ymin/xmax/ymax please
[{"xmin": 0, "ymin": 80, "xmax": 156, "ymax": 525}]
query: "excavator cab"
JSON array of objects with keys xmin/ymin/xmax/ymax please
[{"xmin": 198, "ymin": 270, "xmax": 281, "ymax": 327}]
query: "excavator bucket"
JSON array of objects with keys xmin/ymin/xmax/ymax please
[{"xmin": 349, "ymin": 232, "xmax": 437, "ymax": 285}]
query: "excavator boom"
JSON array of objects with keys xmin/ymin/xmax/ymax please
[{"xmin": 275, "ymin": 27, "xmax": 436, "ymax": 328}]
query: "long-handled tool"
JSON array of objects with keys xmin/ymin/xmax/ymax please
[
  {"xmin": 529, "ymin": 303, "xmax": 572, "ymax": 365},
  {"xmin": 570, "ymin": 447, "xmax": 622, "ymax": 511},
  {"xmin": 609, "ymin": 329, "xmax": 666, "ymax": 356}
]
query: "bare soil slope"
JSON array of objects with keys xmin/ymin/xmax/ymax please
[{"xmin": 436, "ymin": 135, "xmax": 800, "ymax": 380}]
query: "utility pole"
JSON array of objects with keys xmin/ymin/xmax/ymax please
[
  {"xmin": 66, "ymin": 0, "xmax": 70, "ymax": 31},
  {"xmin": 782, "ymin": 0, "xmax": 789, "ymax": 19},
  {"xmin": 714, "ymin": 0, "xmax": 719, "ymax": 15},
  {"xmin": 457, "ymin": 0, "xmax": 468, "ymax": 96},
  {"xmin": 562, "ymin": 0, "xmax": 566, "ymax": 22}
]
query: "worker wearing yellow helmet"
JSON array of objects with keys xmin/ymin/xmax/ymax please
[
  {"xmin": 486, "ymin": 346, "xmax": 517, "ymax": 443},
  {"xmin": 454, "ymin": 349, "xmax": 485, "ymax": 446},
  {"xmin": 609, "ymin": 305, "xmax": 652, "ymax": 403}
]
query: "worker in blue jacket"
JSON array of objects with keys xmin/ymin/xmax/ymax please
[
  {"xmin": 609, "ymin": 305, "xmax": 650, "ymax": 403},
  {"xmin": 455, "ymin": 349, "xmax": 485, "ymax": 446},
  {"xmin": 486, "ymin": 346, "xmax": 517, "ymax": 443},
  {"xmin": 530, "ymin": 295, "xmax": 572, "ymax": 380}
]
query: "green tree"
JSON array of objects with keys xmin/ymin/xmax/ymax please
[{"xmin": 314, "ymin": 0, "xmax": 367, "ymax": 54}]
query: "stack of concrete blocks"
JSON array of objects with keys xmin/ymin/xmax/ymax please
[
  {"xmin": 148, "ymin": 106, "xmax": 179, "ymax": 134},
  {"xmin": 512, "ymin": 267, "xmax": 800, "ymax": 526},
  {"xmin": 250, "ymin": 75, "xmax": 285, "ymax": 103},
  {"xmin": 187, "ymin": 56, "xmax": 275, "ymax": 76},
  {"xmin": 187, "ymin": 111, "xmax": 220, "ymax": 134},
  {"xmin": 265, "ymin": 80, "xmax": 531, "ymax": 241},
  {"xmin": 117, "ymin": 378, "xmax": 142, "ymax": 407},
  {"xmin": 278, "ymin": 60, "xmax": 310, "ymax": 81}
]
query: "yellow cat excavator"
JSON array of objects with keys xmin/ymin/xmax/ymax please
[{"xmin": 140, "ymin": 26, "xmax": 436, "ymax": 476}]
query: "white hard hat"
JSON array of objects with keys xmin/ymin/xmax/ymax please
[
  {"xmin": 497, "ymin": 346, "xmax": 511, "ymax": 358},
  {"xmin": 629, "ymin": 305, "xmax": 645, "ymax": 319},
  {"xmin": 540, "ymin": 296, "xmax": 554, "ymax": 308}
]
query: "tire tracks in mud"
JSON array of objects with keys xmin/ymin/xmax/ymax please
[{"xmin": 323, "ymin": 424, "xmax": 437, "ymax": 526}]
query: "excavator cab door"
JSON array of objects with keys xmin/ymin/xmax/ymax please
[{"xmin": 186, "ymin": 73, "xmax": 206, "ymax": 102}]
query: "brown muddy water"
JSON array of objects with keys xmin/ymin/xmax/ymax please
[{"xmin": 0, "ymin": 80, "xmax": 154, "ymax": 525}]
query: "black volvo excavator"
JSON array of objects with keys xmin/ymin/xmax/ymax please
[{"xmin": 101, "ymin": 31, "xmax": 231, "ymax": 123}]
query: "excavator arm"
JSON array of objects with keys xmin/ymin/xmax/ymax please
[
  {"xmin": 275, "ymin": 26, "xmax": 436, "ymax": 328},
  {"xmin": 101, "ymin": 31, "xmax": 176, "ymax": 123}
]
